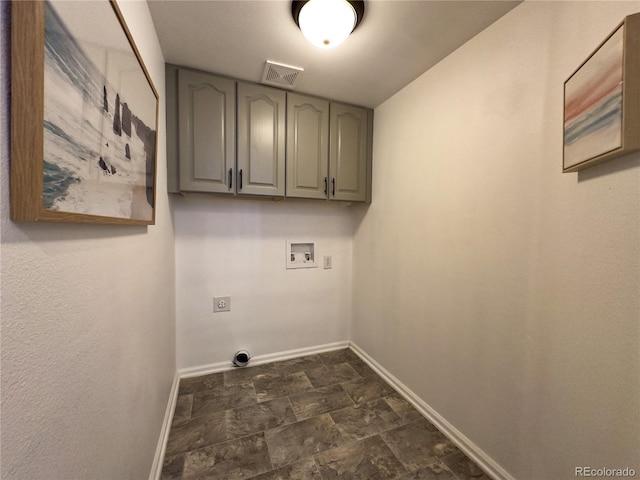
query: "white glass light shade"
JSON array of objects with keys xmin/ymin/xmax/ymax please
[{"xmin": 298, "ymin": 0, "xmax": 357, "ymax": 49}]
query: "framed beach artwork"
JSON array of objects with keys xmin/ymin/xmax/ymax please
[
  {"xmin": 11, "ymin": 0, "xmax": 159, "ymax": 224},
  {"xmin": 563, "ymin": 13, "xmax": 640, "ymax": 173}
]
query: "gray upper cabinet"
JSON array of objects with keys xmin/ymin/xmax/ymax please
[
  {"xmin": 237, "ymin": 83, "xmax": 286, "ymax": 197},
  {"xmin": 172, "ymin": 67, "xmax": 235, "ymax": 194},
  {"xmin": 287, "ymin": 94, "xmax": 372, "ymax": 202},
  {"xmin": 330, "ymin": 103, "xmax": 371, "ymax": 202},
  {"xmin": 167, "ymin": 64, "xmax": 372, "ymax": 202},
  {"xmin": 286, "ymin": 93, "xmax": 329, "ymax": 199}
]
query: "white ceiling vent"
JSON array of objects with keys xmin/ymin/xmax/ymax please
[{"xmin": 261, "ymin": 61, "xmax": 304, "ymax": 89}]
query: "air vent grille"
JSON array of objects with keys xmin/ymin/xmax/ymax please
[{"xmin": 261, "ymin": 61, "xmax": 304, "ymax": 89}]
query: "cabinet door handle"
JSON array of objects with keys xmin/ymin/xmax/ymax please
[
  {"xmin": 324, "ymin": 177, "xmax": 328, "ymax": 195},
  {"xmin": 239, "ymin": 169, "xmax": 243, "ymax": 190},
  {"xmin": 332, "ymin": 178, "xmax": 336, "ymax": 197},
  {"xmin": 228, "ymin": 168, "xmax": 233, "ymax": 189}
]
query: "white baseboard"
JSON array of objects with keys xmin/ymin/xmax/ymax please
[
  {"xmin": 149, "ymin": 371, "xmax": 180, "ymax": 480},
  {"xmin": 349, "ymin": 342, "xmax": 514, "ymax": 480},
  {"xmin": 177, "ymin": 341, "xmax": 350, "ymax": 379}
]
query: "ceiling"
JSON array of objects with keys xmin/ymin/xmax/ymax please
[{"xmin": 148, "ymin": 0, "xmax": 521, "ymax": 109}]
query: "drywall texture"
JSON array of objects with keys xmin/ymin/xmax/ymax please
[
  {"xmin": 0, "ymin": 3, "xmax": 176, "ymax": 479},
  {"xmin": 173, "ymin": 196, "xmax": 352, "ymax": 370},
  {"xmin": 352, "ymin": 2, "xmax": 640, "ymax": 479}
]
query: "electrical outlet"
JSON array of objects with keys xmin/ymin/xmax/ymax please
[
  {"xmin": 213, "ymin": 296, "xmax": 231, "ymax": 313},
  {"xmin": 323, "ymin": 255, "xmax": 332, "ymax": 269}
]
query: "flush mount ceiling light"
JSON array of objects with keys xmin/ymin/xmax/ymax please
[{"xmin": 292, "ymin": 0, "xmax": 365, "ymax": 49}]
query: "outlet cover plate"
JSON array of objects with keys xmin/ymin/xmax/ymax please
[{"xmin": 214, "ymin": 296, "xmax": 231, "ymax": 313}]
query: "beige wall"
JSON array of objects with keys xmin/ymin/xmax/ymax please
[
  {"xmin": 173, "ymin": 195, "xmax": 353, "ymax": 370},
  {"xmin": 0, "ymin": 2, "xmax": 176, "ymax": 479},
  {"xmin": 352, "ymin": 2, "xmax": 640, "ymax": 479}
]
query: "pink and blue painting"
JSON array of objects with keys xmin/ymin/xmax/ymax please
[
  {"xmin": 564, "ymin": 25, "xmax": 624, "ymax": 170},
  {"xmin": 43, "ymin": 0, "xmax": 157, "ymax": 222}
]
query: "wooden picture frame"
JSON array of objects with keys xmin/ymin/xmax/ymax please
[
  {"xmin": 563, "ymin": 13, "xmax": 640, "ymax": 173},
  {"xmin": 11, "ymin": 0, "xmax": 159, "ymax": 224}
]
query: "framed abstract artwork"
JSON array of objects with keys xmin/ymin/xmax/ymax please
[
  {"xmin": 563, "ymin": 13, "xmax": 640, "ymax": 173},
  {"xmin": 11, "ymin": 0, "xmax": 159, "ymax": 224}
]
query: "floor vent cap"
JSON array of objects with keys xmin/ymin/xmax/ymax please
[{"xmin": 233, "ymin": 350, "xmax": 250, "ymax": 368}]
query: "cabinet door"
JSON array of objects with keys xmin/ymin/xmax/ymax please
[
  {"xmin": 329, "ymin": 103, "xmax": 369, "ymax": 202},
  {"xmin": 286, "ymin": 93, "xmax": 329, "ymax": 199},
  {"xmin": 237, "ymin": 83, "xmax": 285, "ymax": 197},
  {"xmin": 178, "ymin": 69, "xmax": 235, "ymax": 193}
]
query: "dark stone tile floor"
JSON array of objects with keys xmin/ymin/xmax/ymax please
[{"xmin": 161, "ymin": 349, "xmax": 491, "ymax": 480}]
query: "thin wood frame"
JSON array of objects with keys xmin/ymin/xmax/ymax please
[
  {"xmin": 563, "ymin": 13, "xmax": 640, "ymax": 173},
  {"xmin": 11, "ymin": 0, "xmax": 159, "ymax": 224}
]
